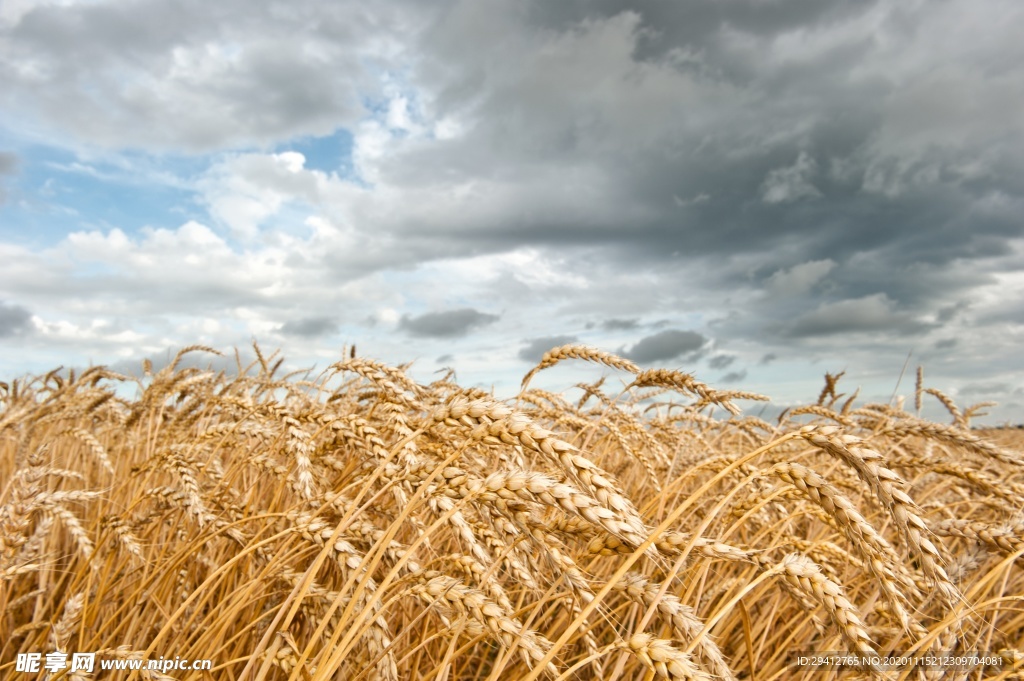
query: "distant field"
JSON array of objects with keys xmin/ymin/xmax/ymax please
[{"xmin": 2, "ymin": 344, "xmax": 1022, "ymax": 680}]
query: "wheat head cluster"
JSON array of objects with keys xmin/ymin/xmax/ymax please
[{"xmin": 1, "ymin": 343, "xmax": 1022, "ymax": 680}]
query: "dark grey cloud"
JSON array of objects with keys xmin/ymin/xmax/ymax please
[
  {"xmin": 621, "ymin": 329, "xmax": 707, "ymax": 364},
  {"xmin": 0, "ymin": 301, "xmax": 32, "ymax": 337},
  {"xmin": 278, "ymin": 316, "xmax": 338, "ymax": 338},
  {"xmin": 760, "ymin": 353, "xmax": 778, "ymax": 365},
  {"xmin": 405, "ymin": 0, "xmax": 1024, "ymax": 323},
  {"xmin": 518, "ymin": 335, "xmax": 579, "ymax": 363},
  {"xmin": 936, "ymin": 301, "xmax": 969, "ymax": 324},
  {"xmin": 602, "ymin": 318, "xmax": 640, "ymax": 331},
  {"xmin": 934, "ymin": 339, "xmax": 957, "ymax": 349},
  {"xmin": 959, "ymin": 382, "xmax": 1012, "ymax": 397},
  {"xmin": 708, "ymin": 354, "xmax": 736, "ymax": 370},
  {"xmin": 721, "ymin": 370, "xmax": 748, "ymax": 384},
  {"xmin": 399, "ymin": 309, "xmax": 499, "ymax": 338},
  {"xmin": 526, "ymin": 0, "xmax": 872, "ymax": 60}
]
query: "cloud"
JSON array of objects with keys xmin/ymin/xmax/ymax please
[
  {"xmin": 766, "ymin": 259, "xmax": 836, "ymax": 296},
  {"xmin": 278, "ymin": 316, "xmax": 338, "ymax": 338},
  {"xmin": 6, "ymin": 1, "xmax": 1020, "ymax": 285},
  {"xmin": 622, "ymin": 329, "xmax": 707, "ymax": 364},
  {"xmin": 760, "ymin": 152, "xmax": 823, "ymax": 204},
  {"xmin": 1, "ymin": 0, "xmax": 1023, "ymax": 425},
  {"xmin": 958, "ymin": 381, "xmax": 1012, "ymax": 397},
  {"xmin": 50, "ymin": 221, "xmax": 276, "ymax": 314},
  {"xmin": 935, "ymin": 301, "xmax": 969, "ymax": 324},
  {"xmin": 602, "ymin": 318, "xmax": 640, "ymax": 331},
  {"xmin": 399, "ymin": 309, "xmax": 499, "ymax": 338},
  {"xmin": 785, "ymin": 294, "xmax": 929, "ymax": 338},
  {"xmin": 0, "ymin": 301, "xmax": 32, "ymax": 337},
  {"xmin": 198, "ymin": 152, "xmax": 323, "ymax": 238},
  {"xmin": 760, "ymin": 353, "xmax": 778, "ymax": 365},
  {"xmin": 721, "ymin": 370, "xmax": 748, "ymax": 384},
  {"xmin": 0, "ymin": 1, "xmax": 419, "ymax": 151},
  {"xmin": 518, "ymin": 335, "xmax": 579, "ymax": 363},
  {"xmin": 0, "ymin": 151, "xmax": 16, "ymax": 203},
  {"xmin": 708, "ymin": 354, "xmax": 736, "ymax": 370}
]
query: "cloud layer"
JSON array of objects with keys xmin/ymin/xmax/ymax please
[
  {"xmin": 0, "ymin": 300, "xmax": 32, "ymax": 337},
  {"xmin": 400, "ymin": 309, "xmax": 500, "ymax": 338},
  {"xmin": 1, "ymin": 0, "xmax": 1022, "ymax": 422}
]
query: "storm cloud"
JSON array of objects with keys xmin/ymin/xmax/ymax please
[
  {"xmin": 399, "ymin": 309, "xmax": 500, "ymax": 338},
  {"xmin": 622, "ymin": 330, "xmax": 708, "ymax": 364}
]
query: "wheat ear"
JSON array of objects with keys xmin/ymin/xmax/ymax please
[{"xmin": 521, "ymin": 344, "xmax": 639, "ymax": 390}]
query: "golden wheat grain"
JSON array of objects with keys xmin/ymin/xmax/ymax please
[
  {"xmin": 782, "ymin": 404, "xmax": 856, "ymax": 427},
  {"xmin": 1, "ymin": 346, "xmax": 1022, "ymax": 680},
  {"xmin": 620, "ymin": 633, "xmax": 712, "ymax": 680},
  {"xmin": 796, "ymin": 425, "xmax": 960, "ymax": 608},
  {"xmin": 433, "ymin": 396, "xmax": 651, "ymax": 545},
  {"xmin": 628, "ymin": 369, "xmax": 761, "ymax": 415},
  {"xmin": 766, "ymin": 553, "xmax": 881, "ymax": 662},
  {"xmin": 520, "ymin": 344, "xmax": 639, "ymax": 391},
  {"xmin": 766, "ymin": 461, "xmax": 919, "ymax": 627},
  {"xmin": 411, "ymin": 571, "xmax": 558, "ymax": 676},
  {"xmin": 882, "ymin": 417, "xmax": 1024, "ymax": 467},
  {"xmin": 615, "ymin": 573, "xmax": 735, "ymax": 681},
  {"xmin": 930, "ymin": 518, "xmax": 1024, "ymax": 555}
]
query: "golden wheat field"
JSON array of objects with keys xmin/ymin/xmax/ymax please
[{"xmin": 1, "ymin": 343, "xmax": 1022, "ymax": 680}]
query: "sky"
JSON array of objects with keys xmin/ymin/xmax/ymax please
[{"xmin": 1, "ymin": 0, "xmax": 1022, "ymax": 424}]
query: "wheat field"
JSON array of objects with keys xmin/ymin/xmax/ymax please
[{"xmin": 1, "ymin": 344, "xmax": 1022, "ymax": 680}]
